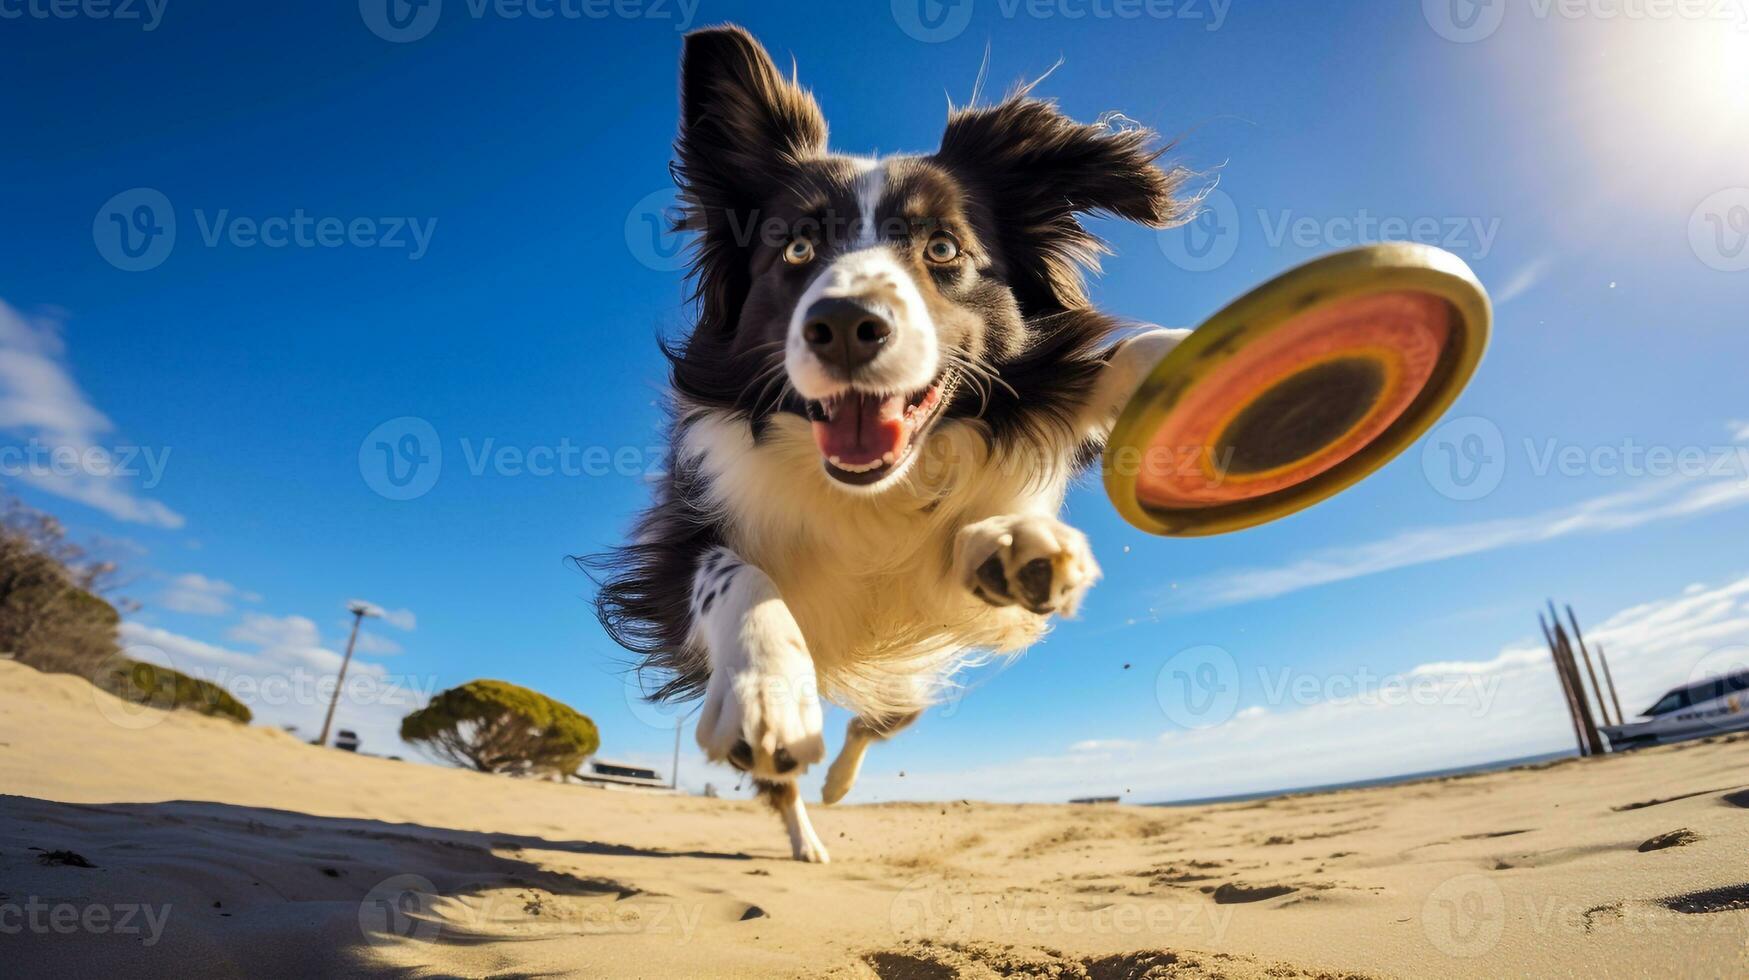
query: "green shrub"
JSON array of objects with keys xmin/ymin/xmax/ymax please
[
  {"xmin": 401, "ymin": 679, "xmax": 599, "ymax": 776},
  {"xmin": 94, "ymin": 658, "xmax": 253, "ymax": 724}
]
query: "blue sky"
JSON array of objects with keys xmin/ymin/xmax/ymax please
[{"xmin": 3, "ymin": 0, "xmax": 1747, "ymax": 802}]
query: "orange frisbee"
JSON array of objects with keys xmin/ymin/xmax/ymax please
[{"xmin": 1104, "ymin": 243, "xmax": 1490, "ymax": 537}]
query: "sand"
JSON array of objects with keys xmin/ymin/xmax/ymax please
[{"xmin": 2, "ymin": 658, "xmax": 1746, "ymax": 978}]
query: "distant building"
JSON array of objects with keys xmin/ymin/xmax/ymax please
[{"xmin": 571, "ymin": 758, "xmax": 671, "ymax": 791}]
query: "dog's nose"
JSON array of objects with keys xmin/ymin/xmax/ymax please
[{"xmin": 801, "ymin": 297, "xmax": 892, "ymax": 376}]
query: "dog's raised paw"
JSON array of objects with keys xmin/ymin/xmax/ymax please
[
  {"xmin": 695, "ymin": 612, "xmax": 826, "ymax": 781},
  {"xmin": 956, "ymin": 513, "xmax": 1100, "ymax": 616}
]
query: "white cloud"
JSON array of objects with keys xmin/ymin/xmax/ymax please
[
  {"xmin": 1171, "ymin": 476, "xmax": 1749, "ymax": 611},
  {"xmin": 851, "ymin": 574, "xmax": 1749, "ymax": 804},
  {"xmin": 119, "ymin": 613, "xmax": 431, "ymax": 759},
  {"xmin": 158, "ymin": 572, "xmax": 242, "ymax": 616},
  {"xmin": 0, "ymin": 300, "xmax": 183, "ymax": 527},
  {"xmin": 353, "ymin": 631, "xmax": 404, "ymax": 655},
  {"xmin": 1493, "ymin": 254, "xmax": 1553, "ymax": 305},
  {"xmin": 1730, "ymin": 420, "xmax": 1749, "ymax": 443}
]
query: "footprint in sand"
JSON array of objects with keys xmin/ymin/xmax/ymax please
[
  {"xmin": 1210, "ymin": 882, "xmax": 1299, "ymax": 904},
  {"xmin": 1637, "ymin": 829, "xmax": 1700, "ymax": 852},
  {"xmin": 1659, "ymin": 883, "xmax": 1749, "ymax": 914}
]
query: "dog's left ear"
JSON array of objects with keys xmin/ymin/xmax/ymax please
[{"xmin": 934, "ymin": 97, "xmax": 1189, "ymax": 312}]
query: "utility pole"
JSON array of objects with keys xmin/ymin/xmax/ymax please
[
  {"xmin": 317, "ymin": 601, "xmax": 379, "ymax": 748},
  {"xmin": 671, "ymin": 717, "xmax": 682, "ymax": 790}
]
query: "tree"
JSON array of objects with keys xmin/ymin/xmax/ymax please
[
  {"xmin": 400, "ymin": 679, "xmax": 599, "ymax": 776},
  {"xmin": 0, "ymin": 496, "xmax": 131, "ymax": 675},
  {"xmin": 93, "ymin": 657, "xmax": 253, "ymax": 724}
]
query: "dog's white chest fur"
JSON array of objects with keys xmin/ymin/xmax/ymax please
[{"xmin": 680, "ymin": 410, "xmax": 1073, "ymax": 715}]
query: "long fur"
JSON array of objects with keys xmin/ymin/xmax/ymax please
[{"xmin": 589, "ymin": 24, "xmax": 1187, "ymax": 802}]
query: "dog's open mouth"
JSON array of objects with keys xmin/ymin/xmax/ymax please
[{"xmin": 804, "ymin": 377, "xmax": 950, "ymax": 485}]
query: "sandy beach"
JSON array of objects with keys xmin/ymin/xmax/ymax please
[{"xmin": 2, "ymin": 658, "xmax": 1746, "ymax": 978}]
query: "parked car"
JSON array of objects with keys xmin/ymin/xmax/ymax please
[
  {"xmin": 1600, "ymin": 670, "xmax": 1749, "ymax": 749},
  {"xmin": 333, "ymin": 729, "xmax": 360, "ymax": 753}
]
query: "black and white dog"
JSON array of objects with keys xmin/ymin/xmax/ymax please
[{"xmin": 596, "ymin": 25, "xmax": 1190, "ymax": 862}]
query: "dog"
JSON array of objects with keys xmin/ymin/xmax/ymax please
[{"xmin": 594, "ymin": 24, "xmax": 1191, "ymax": 862}]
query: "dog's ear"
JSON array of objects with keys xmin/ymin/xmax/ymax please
[
  {"xmin": 672, "ymin": 27, "xmax": 827, "ymax": 342},
  {"xmin": 934, "ymin": 97, "xmax": 1188, "ymax": 313},
  {"xmin": 676, "ymin": 26, "xmax": 827, "ymax": 212}
]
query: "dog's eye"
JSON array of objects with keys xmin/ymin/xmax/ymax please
[
  {"xmin": 924, "ymin": 233, "xmax": 960, "ymax": 264},
  {"xmin": 782, "ymin": 238, "xmax": 815, "ymax": 265}
]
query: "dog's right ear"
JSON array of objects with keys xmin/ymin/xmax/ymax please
[{"xmin": 675, "ymin": 26, "xmax": 827, "ymax": 215}]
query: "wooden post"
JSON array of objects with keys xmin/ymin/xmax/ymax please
[
  {"xmin": 1595, "ymin": 643, "xmax": 1626, "ymax": 725},
  {"xmin": 1540, "ymin": 613, "xmax": 1591, "ymax": 757},
  {"xmin": 1549, "ymin": 601, "xmax": 1606, "ymax": 755},
  {"xmin": 1565, "ymin": 605, "xmax": 1615, "ymax": 727}
]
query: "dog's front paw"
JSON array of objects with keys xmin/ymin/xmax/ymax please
[
  {"xmin": 695, "ymin": 610, "xmax": 826, "ymax": 781},
  {"xmin": 956, "ymin": 514, "xmax": 1100, "ymax": 616}
]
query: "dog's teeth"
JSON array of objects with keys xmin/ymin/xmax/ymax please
[
  {"xmin": 829, "ymin": 455, "xmax": 843, "ymax": 466},
  {"xmin": 882, "ymin": 452, "xmax": 896, "ymax": 464}
]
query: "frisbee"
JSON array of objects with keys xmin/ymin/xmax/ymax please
[{"xmin": 1104, "ymin": 242, "xmax": 1491, "ymax": 537}]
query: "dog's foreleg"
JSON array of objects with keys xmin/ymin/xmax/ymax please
[
  {"xmin": 691, "ymin": 547, "xmax": 826, "ymax": 786},
  {"xmin": 759, "ymin": 779, "xmax": 829, "ymax": 863},
  {"xmin": 1081, "ymin": 327, "xmax": 1191, "ymax": 439},
  {"xmin": 822, "ymin": 710, "xmax": 921, "ymax": 805}
]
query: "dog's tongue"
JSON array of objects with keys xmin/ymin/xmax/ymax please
[{"xmin": 812, "ymin": 392, "xmax": 908, "ymax": 467}]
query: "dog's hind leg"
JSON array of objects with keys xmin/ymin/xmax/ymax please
[
  {"xmin": 757, "ymin": 779, "xmax": 829, "ymax": 863},
  {"xmin": 822, "ymin": 710, "xmax": 921, "ymax": 805}
]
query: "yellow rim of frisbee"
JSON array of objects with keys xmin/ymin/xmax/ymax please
[{"xmin": 1104, "ymin": 242, "xmax": 1491, "ymax": 537}]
